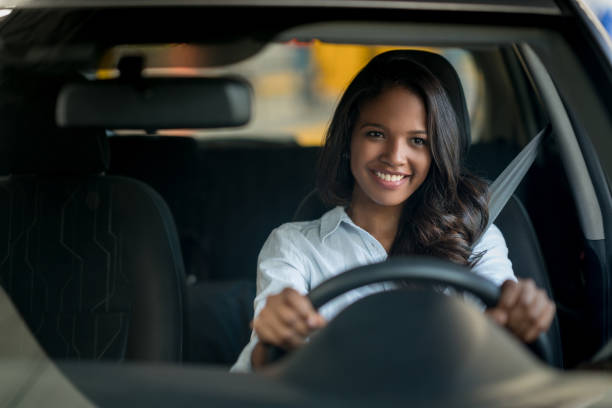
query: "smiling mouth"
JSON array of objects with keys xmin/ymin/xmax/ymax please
[{"xmin": 374, "ymin": 171, "xmax": 408, "ymax": 182}]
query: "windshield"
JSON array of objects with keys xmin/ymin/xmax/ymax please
[{"xmin": 2, "ymin": 3, "xmax": 612, "ymax": 408}]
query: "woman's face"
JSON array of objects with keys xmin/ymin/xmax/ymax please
[{"xmin": 349, "ymin": 86, "xmax": 432, "ymax": 209}]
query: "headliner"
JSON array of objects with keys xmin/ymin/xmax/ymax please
[{"xmin": 0, "ymin": 0, "xmax": 561, "ymax": 15}]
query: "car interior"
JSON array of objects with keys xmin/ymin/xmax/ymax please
[
  {"xmin": 1, "ymin": 8, "xmax": 612, "ymax": 402},
  {"xmin": 104, "ymin": 43, "xmax": 585, "ymax": 370}
]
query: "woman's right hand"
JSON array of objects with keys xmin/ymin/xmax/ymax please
[{"xmin": 252, "ymin": 287, "xmax": 326, "ymax": 352}]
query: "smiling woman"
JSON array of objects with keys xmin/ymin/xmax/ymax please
[
  {"xmin": 318, "ymin": 51, "xmax": 486, "ymax": 265},
  {"xmin": 349, "ymin": 86, "xmax": 431, "ymax": 210},
  {"xmin": 232, "ymin": 50, "xmax": 555, "ymax": 372},
  {"xmin": 3, "ymin": 1, "xmax": 612, "ymax": 405}
]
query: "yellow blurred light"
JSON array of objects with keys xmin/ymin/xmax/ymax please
[
  {"xmin": 96, "ymin": 69, "xmax": 118, "ymax": 80},
  {"xmin": 311, "ymin": 41, "xmax": 439, "ymax": 97},
  {"xmin": 294, "ymin": 122, "xmax": 327, "ymax": 146}
]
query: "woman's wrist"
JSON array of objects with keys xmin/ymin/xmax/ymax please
[{"xmin": 251, "ymin": 341, "xmax": 268, "ymax": 369}]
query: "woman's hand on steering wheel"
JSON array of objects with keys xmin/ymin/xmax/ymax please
[
  {"xmin": 485, "ymin": 278, "xmax": 556, "ymax": 343},
  {"xmin": 252, "ymin": 288, "xmax": 327, "ymax": 351},
  {"xmin": 256, "ymin": 258, "xmax": 559, "ymax": 366}
]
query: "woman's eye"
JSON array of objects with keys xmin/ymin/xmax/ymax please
[
  {"xmin": 412, "ymin": 137, "xmax": 427, "ymax": 146},
  {"xmin": 366, "ymin": 131, "xmax": 384, "ymax": 139}
]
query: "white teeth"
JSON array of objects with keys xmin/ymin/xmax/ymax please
[{"xmin": 375, "ymin": 171, "xmax": 405, "ymax": 182}]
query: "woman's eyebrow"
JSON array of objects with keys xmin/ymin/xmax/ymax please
[
  {"xmin": 359, "ymin": 123, "xmax": 428, "ymax": 136},
  {"xmin": 359, "ymin": 122, "xmax": 386, "ymax": 129}
]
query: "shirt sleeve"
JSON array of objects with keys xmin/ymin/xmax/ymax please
[
  {"xmin": 230, "ymin": 224, "xmax": 311, "ymax": 373},
  {"xmin": 470, "ymin": 223, "xmax": 517, "ymax": 286}
]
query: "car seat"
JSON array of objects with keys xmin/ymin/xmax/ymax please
[{"xmin": 0, "ymin": 73, "xmax": 186, "ymax": 362}]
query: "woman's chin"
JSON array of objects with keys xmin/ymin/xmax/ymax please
[
  {"xmin": 352, "ymin": 182, "xmax": 413, "ymax": 208},
  {"xmin": 367, "ymin": 193, "xmax": 411, "ymax": 208}
]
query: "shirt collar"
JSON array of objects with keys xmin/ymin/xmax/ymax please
[{"xmin": 320, "ymin": 206, "xmax": 353, "ymax": 241}]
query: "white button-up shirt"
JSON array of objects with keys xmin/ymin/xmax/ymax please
[{"xmin": 231, "ymin": 206, "xmax": 515, "ymax": 372}]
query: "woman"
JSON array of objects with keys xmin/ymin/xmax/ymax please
[{"xmin": 231, "ymin": 50, "xmax": 555, "ymax": 372}]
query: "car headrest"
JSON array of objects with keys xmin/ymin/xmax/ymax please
[
  {"xmin": 293, "ymin": 189, "xmax": 330, "ymax": 222},
  {"xmin": 0, "ymin": 129, "xmax": 109, "ymax": 176},
  {"xmin": 0, "ymin": 70, "xmax": 109, "ymax": 176},
  {"xmin": 56, "ymin": 77, "xmax": 252, "ymax": 129}
]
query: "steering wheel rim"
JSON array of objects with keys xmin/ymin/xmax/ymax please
[
  {"xmin": 307, "ymin": 256, "xmax": 499, "ymax": 308},
  {"xmin": 267, "ymin": 256, "xmax": 554, "ymax": 365}
]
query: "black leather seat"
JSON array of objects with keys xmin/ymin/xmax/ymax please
[
  {"xmin": 495, "ymin": 195, "xmax": 563, "ymax": 365},
  {"xmin": 108, "ymin": 136, "xmax": 319, "ymax": 283},
  {"xmin": 0, "ymin": 75, "xmax": 186, "ymax": 362}
]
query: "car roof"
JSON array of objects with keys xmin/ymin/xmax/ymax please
[{"xmin": 2, "ymin": 0, "xmax": 562, "ymax": 14}]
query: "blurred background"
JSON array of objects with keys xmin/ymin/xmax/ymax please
[
  {"xmin": 584, "ymin": 0, "xmax": 612, "ymax": 35},
  {"xmin": 102, "ymin": 0, "xmax": 612, "ymax": 148},
  {"xmin": 106, "ymin": 44, "xmax": 482, "ymax": 147}
]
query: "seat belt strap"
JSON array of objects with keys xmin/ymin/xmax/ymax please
[{"xmin": 483, "ymin": 124, "xmax": 551, "ymax": 232}]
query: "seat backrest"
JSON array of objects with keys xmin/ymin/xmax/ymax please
[
  {"xmin": 108, "ymin": 136, "xmax": 319, "ymax": 282},
  {"xmin": 0, "ymin": 171, "xmax": 186, "ymax": 361},
  {"xmin": 0, "ymin": 74, "xmax": 186, "ymax": 361},
  {"xmin": 184, "ymin": 280, "xmax": 255, "ymax": 365},
  {"xmin": 495, "ymin": 195, "xmax": 563, "ymax": 367},
  {"xmin": 107, "ymin": 136, "xmax": 318, "ymax": 365}
]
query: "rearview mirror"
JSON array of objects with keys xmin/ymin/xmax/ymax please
[{"xmin": 56, "ymin": 77, "xmax": 252, "ymax": 129}]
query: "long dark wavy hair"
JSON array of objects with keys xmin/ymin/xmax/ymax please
[{"xmin": 316, "ymin": 51, "xmax": 489, "ymax": 266}]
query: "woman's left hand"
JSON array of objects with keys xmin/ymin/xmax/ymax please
[{"xmin": 485, "ymin": 278, "xmax": 556, "ymax": 343}]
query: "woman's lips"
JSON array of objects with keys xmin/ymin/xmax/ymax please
[{"xmin": 370, "ymin": 169, "xmax": 410, "ymax": 189}]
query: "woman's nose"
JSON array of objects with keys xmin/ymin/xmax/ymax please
[{"xmin": 381, "ymin": 138, "xmax": 407, "ymax": 166}]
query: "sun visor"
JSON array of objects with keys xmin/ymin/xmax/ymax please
[{"xmin": 56, "ymin": 77, "xmax": 252, "ymax": 129}]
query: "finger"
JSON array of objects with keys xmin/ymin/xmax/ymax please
[
  {"xmin": 518, "ymin": 279, "xmax": 537, "ymax": 308},
  {"xmin": 524, "ymin": 302, "xmax": 556, "ymax": 343},
  {"xmin": 315, "ymin": 313, "xmax": 327, "ymax": 328},
  {"xmin": 252, "ymin": 317, "xmax": 278, "ymax": 345},
  {"xmin": 268, "ymin": 309, "xmax": 307, "ymax": 349},
  {"xmin": 520, "ymin": 282, "xmax": 544, "ymax": 337},
  {"xmin": 255, "ymin": 305, "xmax": 303, "ymax": 344},
  {"xmin": 257, "ymin": 313, "xmax": 305, "ymax": 349},
  {"xmin": 515, "ymin": 297, "xmax": 544, "ymax": 342},
  {"xmin": 514, "ymin": 292, "xmax": 544, "ymax": 339},
  {"xmin": 521, "ymin": 290, "xmax": 549, "ymax": 340},
  {"xmin": 497, "ymin": 280, "xmax": 521, "ymax": 310},
  {"xmin": 282, "ymin": 289, "xmax": 319, "ymax": 327},
  {"xmin": 276, "ymin": 305, "xmax": 310, "ymax": 337},
  {"xmin": 507, "ymin": 280, "xmax": 537, "ymax": 336},
  {"xmin": 526, "ymin": 290, "xmax": 548, "ymax": 322},
  {"xmin": 485, "ymin": 307, "xmax": 508, "ymax": 326},
  {"xmin": 279, "ymin": 330, "xmax": 305, "ymax": 350}
]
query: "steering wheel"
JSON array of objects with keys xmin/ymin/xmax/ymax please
[{"xmin": 267, "ymin": 256, "xmax": 554, "ymax": 365}]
